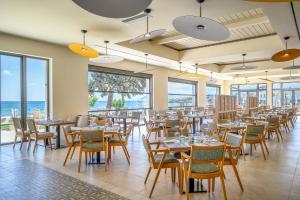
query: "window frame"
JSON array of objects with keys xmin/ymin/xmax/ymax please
[
  {"xmin": 88, "ymin": 65, "xmax": 153, "ymax": 111},
  {"xmin": 168, "ymin": 77, "xmax": 198, "ymax": 108},
  {"xmin": 272, "ymin": 81, "xmax": 300, "ymax": 107}
]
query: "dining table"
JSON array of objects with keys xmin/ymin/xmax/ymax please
[
  {"xmin": 159, "ymin": 135, "xmax": 224, "ymax": 193},
  {"xmin": 71, "ymin": 125, "xmax": 122, "ymax": 165},
  {"xmin": 35, "ymin": 119, "xmax": 77, "ymax": 149},
  {"xmin": 99, "ymin": 114, "xmax": 135, "ymax": 131}
]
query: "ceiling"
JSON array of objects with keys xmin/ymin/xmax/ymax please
[{"xmin": 0, "ymin": 0, "xmax": 299, "ymax": 81}]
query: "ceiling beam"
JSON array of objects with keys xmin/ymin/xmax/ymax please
[{"xmin": 151, "ymin": 15, "xmax": 270, "ymax": 45}]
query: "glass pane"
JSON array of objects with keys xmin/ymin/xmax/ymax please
[
  {"xmin": 239, "ymin": 92, "xmax": 247, "ymax": 107},
  {"xmin": 248, "ymin": 91, "xmax": 257, "ymax": 97},
  {"xmin": 89, "ymin": 92, "xmax": 151, "ymax": 111},
  {"xmin": 259, "ymin": 91, "xmax": 267, "ymax": 105},
  {"xmin": 168, "ymin": 81, "xmax": 196, "ymax": 95},
  {"xmin": 26, "ymin": 58, "xmax": 48, "ymax": 120},
  {"xmin": 259, "ymin": 83, "xmax": 267, "ymax": 89},
  {"xmin": 282, "ymin": 82, "xmax": 300, "ymax": 90},
  {"xmin": 88, "ymin": 71, "xmax": 150, "ymax": 93},
  {"xmin": 231, "ymin": 84, "xmax": 238, "ymax": 90},
  {"xmin": 273, "ymin": 83, "xmax": 281, "ymax": 89},
  {"xmin": 231, "ymin": 91, "xmax": 238, "ymax": 96},
  {"xmin": 283, "ymin": 91, "xmax": 293, "ymax": 106},
  {"xmin": 272, "ymin": 90, "xmax": 281, "ymax": 107},
  {"xmin": 295, "ymin": 91, "xmax": 300, "ymax": 111},
  {"xmin": 1, "ymin": 54, "xmax": 21, "ymax": 144},
  {"xmin": 206, "ymin": 85, "xmax": 220, "ymax": 96},
  {"xmin": 239, "ymin": 84, "xmax": 257, "ymax": 90},
  {"xmin": 168, "ymin": 95, "xmax": 196, "ymax": 107}
]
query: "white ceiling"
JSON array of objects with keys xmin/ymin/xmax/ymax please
[{"xmin": 0, "ymin": 0, "xmax": 299, "ymax": 80}]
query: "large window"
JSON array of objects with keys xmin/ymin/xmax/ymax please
[
  {"xmin": 206, "ymin": 84, "xmax": 220, "ymax": 106},
  {"xmin": 168, "ymin": 78, "xmax": 197, "ymax": 108},
  {"xmin": 231, "ymin": 83, "xmax": 267, "ymax": 106},
  {"xmin": 272, "ymin": 82, "xmax": 300, "ymax": 108},
  {"xmin": 0, "ymin": 53, "xmax": 49, "ymax": 144},
  {"xmin": 88, "ymin": 66, "xmax": 152, "ymax": 111}
]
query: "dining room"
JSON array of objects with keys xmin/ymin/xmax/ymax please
[{"xmin": 0, "ymin": 0, "xmax": 300, "ymax": 200}]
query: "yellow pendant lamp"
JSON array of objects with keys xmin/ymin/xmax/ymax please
[
  {"xmin": 272, "ymin": 36, "xmax": 300, "ymax": 62},
  {"xmin": 68, "ymin": 30, "xmax": 99, "ymax": 58},
  {"xmin": 244, "ymin": 0, "xmax": 300, "ymax": 2}
]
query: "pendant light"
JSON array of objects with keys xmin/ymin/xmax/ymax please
[
  {"xmin": 272, "ymin": 36, "xmax": 300, "ymax": 62},
  {"xmin": 68, "ymin": 30, "xmax": 99, "ymax": 58},
  {"xmin": 90, "ymin": 41, "xmax": 123, "ymax": 63},
  {"xmin": 244, "ymin": 0, "xmax": 300, "ymax": 2},
  {"xmin": 189, "ymin": 64, "xmax": 201, "ymax": 78},
  {"xmin": 173, "ymin": 0, "xmax": 230, "ymax": 41},
  {"xmin": 259, "ymin": 71, "xmax": 274, "ymax": 82},
  {"xmin": 130, "ymin": 9, "xmax": 166, "ymax": 44},
  {"xmin": 281, "ymin": 60, "xmax": 300, "ymax": 80},
  {"xmin": 207, "ymin": 72, "xmax": 218, "ymax": 84},
  {"xmin": 231, "ymin": 54, "xmax": 258, "ymax": 71},
  {"xmin": 72, "ymin": 0, "xmax": 152, "ymax": 19}
]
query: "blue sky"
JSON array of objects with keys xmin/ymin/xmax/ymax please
[{"xmin": 1, "ymin": 55, "xmax": 47, "ymax": 101}]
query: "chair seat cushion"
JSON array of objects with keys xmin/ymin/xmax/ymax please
[
  {"xmin": 36, "ymin": 132, "xmax": 54, "ymax": 138},
  {"xmin": 109, "ymin": 137, "xmax": 125, "ymax": 143},
  {"xmin": 189, "ymin": 162, "xmax": 219, "ymax": 174},
  {"xmin": 245, "ymin": 135, "xmax": 259, "ymax": 141},
  {"xmin": 154, "ymin": 154, "xmax": 179, "ymax": 164},
  {"xmin": 82, "ymin": 142, "xmax": 104, "ymax": 149}
]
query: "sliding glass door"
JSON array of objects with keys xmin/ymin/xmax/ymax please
[{"xmin": 0, "ymin": 53, "xmax": 48, "ymax": 144}]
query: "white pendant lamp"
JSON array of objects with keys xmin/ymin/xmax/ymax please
[
  {"xmin": 281, "ymin": 60, "xmax": 300, "ymax": 80},
  {"xmin": 72, "ymin": 0, "xmax": 152, "ymax": 18},
  {"xmin": 231, "ymin": 54, "xmax": 258, "ymax": 71},
  {"xmin": 130, "ymin": 9, "xmax": 165, "ymax": 44},
  {"xmin": 207, "ymin": 72, "xmax": 218, "ymax": 84},
  {"xmin": 173, "ymin": 0, "xmax": 230, "ymax": 41},
  {"xmin": 90, "ymin": 41, "xmax": 123, "ymax": 63}
]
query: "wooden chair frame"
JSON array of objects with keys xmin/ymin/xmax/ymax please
[
  {"xmin": 62, "ymin": 126, "xmax": 80, "ymax": 166},
  {"xmin": 12, "ymin": 118, "xmax": 31, "ymax": 151}
]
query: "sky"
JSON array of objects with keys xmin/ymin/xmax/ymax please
[{"xmin": 1, "ymin": 55, "xmax": 47, "ymax": 101}]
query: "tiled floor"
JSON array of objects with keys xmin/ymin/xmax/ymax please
[{"xmin": 1, "ymin": 121, "xmax": 300, "ymax": 200}]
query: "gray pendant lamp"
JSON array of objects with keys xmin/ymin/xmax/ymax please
[
  {"xmin": 90, "ymin": 41, "xmax": 124, "ymax": 63},
  {"xmin": 207, "ymin": 72, "xmax": 217, "ymax": 84},
  {"xmin": 173, "ymin": 0, "xmax": 230, "ymax": 41},
  {"xmin": 72, "ymin": 0, "xmax": 152, "ymax": 18},
  {"xmin": 130, "ymin": 9, "xmax": 165, "ymax": 44},
  {"xmin": 281, "ymin": 60, "xmax": 300, "ymax": 80},
  {"xmin": 231, "ymin": 54, "xmax": 258, "ymax": 71}
]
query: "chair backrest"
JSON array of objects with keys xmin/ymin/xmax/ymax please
[
  {"xmin": 267, "ymin": 117, "xmax": 279, "ymax": 127},
  {"xmin": 77, "ymin": 115, "xmax": 90, "ymax": 127},
  {"xmin": 246, "ymin": 125, "xmax": 265, "ymax": 136},
  {"xmin": 207, "ymin": 121, "xmax": 217, "ymax": 135},
  {"xmin": 144, "ymin": 117, "xmax": 150, "ymax": 130},
  {"xmin": 27, "ymin": 118, "xmax": 37, "ymax": 135},
  {"xmin": 131, "ymin": 111, "xmax": 141, "ymax": 123},
  {"xmin": 218, "ymin": 119, "xmax": 229, "ymax": 124},
  {"xmin": 225, "ymin": 133, "xmax": 244, "ymax": 161},
  {"xmin": 123, "ymin": 124, "xmax": 134, "ymax": 143},
  {"xmin": 79, "ymin": 130, "xmax": 105, "ymax": 147},
  {"xmin": 62, "ymin": 125, "xmax": 72, "ymax": 145},
  {"xmin": 12, "ymin": 118, "xmax": 24, "ymax": 135},
  {"xmin": 189, "ymin": 145, "xmax": 226, "ymax": 174},
  {"xmin": 142, "ymin": 135, "xmax": 155, "ymax": 163}
]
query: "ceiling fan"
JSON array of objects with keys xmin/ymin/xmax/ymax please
[
  {"xmin": 130, "ymin": 9, "xmax": 166, "ymax": 44},
  {"xmin": 259, "ymin": 71, "xmax": 274, "ymax": 82}
]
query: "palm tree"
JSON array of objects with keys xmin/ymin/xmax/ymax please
[{"xmin": 89, "ymin": 72, "xmax": 147, "ymax": 109}]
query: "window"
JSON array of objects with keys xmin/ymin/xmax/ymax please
[
  {"xmin": 88, "ymin": 66, "xmax": 152, "ymax": 111},
  {"xmin": 206, "ymin": 84, "xmax": 220, "ymax": 106},
  {"xmin": 272, "ymin": 82, "xmax": 300, "ymax": 108},
  {"xmin": 168, "ymin": 78, "xmax": 197, "ymax": 108},
  {"xmin": 230, "ymin": 83, "xmax": 267, "ymax": 106},
  {"xmin": 1, "ymin": 53, "xmax": 49, "ymax": 144}
]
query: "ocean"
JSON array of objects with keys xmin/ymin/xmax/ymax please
[{"xmin": 0, "ymin": 101, "xmax": 46, "ymax": 117}]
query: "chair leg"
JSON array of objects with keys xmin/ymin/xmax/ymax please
[
  {"xmin": 63, "ymin": 146, "xmax": 72, "ymax": 166},
  {"xmin": 250, "ymin": 144, "xmax": 253, "ymax": 156},
  {"xmin": 144, "ymin": 167, "xmax": 152, "ymax": 184},
  {"xmin": 177, "ymin": 166, "xmax": 182, "ymax": 194},
  {"xmin": 260, "ymin": 141, "xmax": 266, "ymax": 160},
  {"xmin": 220, "ymin": 173, "xmax": 228, "ymax": 200},
  {"xmin": 232, "ymin": 165, "xmax": 244, "ymax": 191},
  {"xmin": 78, "ymin": 150, "xmax": 82, "ymax": 172},
  {"xmin": 49, "ymin": 138, "xmax": 52, "ymax": 150},
  {"xmin": 149, "ymin": 167, "xmax": 163, "ymax": 198},
  {"xmin": 13, "ymin": 136, "xmax": 17, "ymax": 149},
  {"xmin": 212, "ymin": 178, "xmax": 215, "ymax": 192},
  {"xmin": 19, "ymin": 138, "xmax": 23, "ymax": 150},
  {"xmin": 27, "ymin": 137, "xmax": 31, "ymax": 151},
  {"xmin": 184, "ymin": 169, "xmax": 189, "ymax": 200},
  {"xmin": 85, "ymin": 152, "xmax": 88, "ymax": 165},
  {"xmin": 263, "ymin": 140, "xmax": 269, "ymax": 154},
  {"xmin": 275, "ymin": 130, "xmax": 280, "ymax": 142},
  {"xmin": 104, "ymin": 150, "xmax": 108, "ymax": 171},
  {"xmin": 33, "ymin": 140, "xmax": 38, "ymax": 154},
  {"xmin": 138, "ymin": 126, "xmax": 141, "ymax": 135},
  {"xmin": 208, "ymin": 179, "xmax": 211, "ymax": 193},
  {"xmin": 70, "ymin": 146, "xmax": 76, "ymax": 159}
]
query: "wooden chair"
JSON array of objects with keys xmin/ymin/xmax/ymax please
[
  {"xmin": 266, "ymin": 117, "xmax": 282, "ymax": 142},
  {"xmin": 144, "ymin": 117, "xmax": 162, "ymax": 139},
  {"xmin": 181, "ymin": 144, "xmax": 227, "ymax": 200},
  {"xmin": 78, "ymin": 129, "xmax": 108, "ymax": 172},
  {"xmin": 108, "ymin": 125, "xmax": 133, "ymax": 165},
  {"xmin": 244, "ymin": 125, "xmax": 268, "ymax": 160},
  {"xmin": 163, "ymin": 119, "xmax": 182, "ymax": 137},
  {"xmin": 142, "ymin": 135, "xmax": 182, "ymax": 198},
  {"xmin": 128, "ymin": 111, "xmax": 141, "ymax": 135},
  {"xmin": 279, "ymin": 113, "xmax": 290, "ymax": 133},
  {"xmin": 12, "ymin": 118, "xmax": 31, "ymax": 150},
  {"xmin": 224, "ymin": 133, "xmax": 244, "ymax": 191},
  {"xmin": 62, "ymin": 125, "xmax": 80, "ymax": 166},
  {"xmin": 27, "ymin": 118, "xmax": 54, "ymax": 153}
]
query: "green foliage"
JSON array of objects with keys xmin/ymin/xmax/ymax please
[
  {"xmin": 111, "ymin": 99, "xmax": 125, "ymax": 109},
  {"xmin": 88, "ymin": 96, "xmax": 98, "ymax": 107}
]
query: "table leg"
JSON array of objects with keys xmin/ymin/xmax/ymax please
[
  {"xmin": 56, "ymin": 125, "xmax": 60, "ymax": 148},
  {"xmin": 45, "ymin": 126, "xmax": 49, "ymax": 145},
  {"xmin": 193, "ymin": 117, "xmax": 196, "ymax": 134},
  {"xmin": 188, "ymin": 178, "xmax": 207, "ymax": 193},
  {"xmin": 88, "ymin": 152, "xmax": 104, "ymax": 164},
  {"xmin": 123, "ymin": 118, "xmax": 127, "ymax": 131}
]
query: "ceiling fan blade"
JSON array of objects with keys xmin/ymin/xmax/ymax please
[
  {"xmin": 130, "ymin": 29, "xmax": 166, "ymax": 44},
  {"xmin": 259, "ymin": 78, "xmax": 273, "ymax": 83}
]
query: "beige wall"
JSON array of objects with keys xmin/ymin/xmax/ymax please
[{"xmin": 0, "ymin": 32, "xmax": 224, "ymax": 115}]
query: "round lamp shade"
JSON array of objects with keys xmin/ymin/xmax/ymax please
[
  {"xmin": 90, "ymin": 55, "xmax": 124, "ymax": 63},
  {"xmin": 231, "ymin": 66, "xmax": 257, "ymax": 71},
  {"xmin": 173, "ymin": 15, "xmax": 230, "ymax": 41},
  {"xmin": 272, "ymin": 49, "xmax": 300, "ymax": 62},
  {"xmin": 280, "ymin": 76, "xmax": 300, "ymax": 80},
  {"xmin": 244, "ymin": 0, "xmax": 300, "ymax": 2},
  {"xmin": 130, "ymin": 29, "xmax": 166, "ymax": 44},
  {"xmin": 283, "ymin": 65, "xmax": 300, "ymax": 70},
  {"xmin": 68, "ymin": 43, "xmax": 99, "ymax": 58},
  {"xmin": 72, "ymin": 0, "xmax": 152, "ymax": 18}
]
